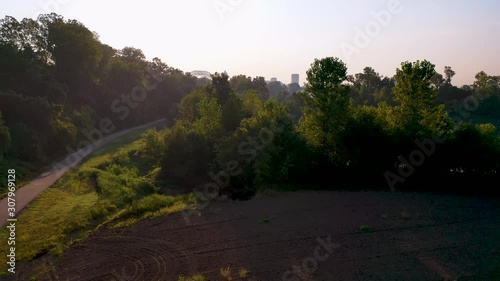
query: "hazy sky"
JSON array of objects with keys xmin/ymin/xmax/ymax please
[{"xmin": 1, "ymin": 0, "xmax": 499, "ymax": 86}]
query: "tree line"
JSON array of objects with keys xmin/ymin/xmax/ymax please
[
  {"xmin": 0, "ymin": 14, "xmax": 202, "ymax": 173},
  {"xmin": 145, "ymin": 57, "xmax": 500, "ymax": 197},
  {"xmin": 1, "ymin": 14, "xmax": 499, "ymax": 196}
]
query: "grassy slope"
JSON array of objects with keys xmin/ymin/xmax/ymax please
[
  {"xmin": 0, "ymin": 125, "xmax": 196, "ymax": 276},
  {"xmin": 0, "ymin": 121, "xmax": 168, "ymax": 199}
]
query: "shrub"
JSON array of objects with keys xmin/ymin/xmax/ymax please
[
  {"xmin": 214, "ymin": 100, "xmax": 310, "ymax": 192},
  {"xmin": 64, "ymin": 205, "xmax": 91, "ymax": 234},
  {"xmin": 135, "ymin": 180, "xmax": 158, "ymax": 196},
  {"xmin": 161, "ymin": 125, "xmax": 215, "ymax": 184},
  {"xmin": 141, "ymin": 129, "xmax": 166, "ymax": 165},
  {"xmin": 8, "ymin": 122, "xmax": 45, "ymax": 161},
  {"xmin": 90, "ymin": 203, "xmax": 108, "ymax": 220},
  {"xmin": 126, "ymin": 194, "xmax": 177, "ymax": 216},
  {"xmin": 97, "ymin": 172, "xmax": 135, "ymax": 206}
]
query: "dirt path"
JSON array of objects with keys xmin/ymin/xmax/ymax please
[
  {"xmin": 0, "ymin": 119, "xmax": 166, "ymax": 227},
  {"xmin": 17, "ymin": 191, "xmax": 500, "ymax": 281}
]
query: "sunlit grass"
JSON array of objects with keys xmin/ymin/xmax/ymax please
[
  {"xmin": 0, "ymin": 188, "xmax": 97, "ymax": 261},
  {"xmin": 0, "ymin": 124, "xmax": 194, "ymax": 275},
  {"xmin": 87, "ymin": 123, "xmax": 164, "ymax": 158},
  {"xmin": 220, "ymin": 267, "xmax": 233, "ymax": 281},
  {"xmin": 110, "ymin": 194, "xmax": 195, "ymax": 229},
  {"xmin": 239, "ymin": 268, "xmax": 250, "ymax": 278},
  {"xmin": 177, "ymin": 266, "xmax": 256, "ymax": 281},
  {"xmin": 178, "ymin": 274, "xmax": 205, "ymax": 281}
]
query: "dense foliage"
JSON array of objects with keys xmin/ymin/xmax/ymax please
[
  {"xmin": 0, "ymin": 14, "xmax": 198, "ymax": 182},
  {"xmin": 1, "ymin": 14, "xmax": 500, "ymax": 196},
  {"xmin": 153, "ymin": 56, "xmax": 500, "ymax": 197}
]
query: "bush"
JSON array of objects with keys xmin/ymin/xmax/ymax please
[
  {"xmin": 401, "ymin": 123, "xmax": 500, "ymax": 193},
  {"xmin": 135, "ymin": 180, "xmax": 158, "ymax": 196},
  {"xmin": 90, "ymin": 203, "xmax": 108, "ymax": 220},
  {"xmin": 161, "ymin": 125, "xmax": 215, "ymax": 184},
  {"xmin": 221, "ymin": 93, "xmax": 244, "ymax": 133},
  {"xmin": 342, "ymin": 106, "xmax": 397, "ymax": 182},
  {"xmin": 77, "ymin": 167, "xmax": 100, "ymax": 181},
  {"xmin": 9, "ymin": 122, "xmax": 45, "ymax": 161},
  {"xmin": 214, "ymin": 101, "xmax": 310, "ymax": 192},
  {"xmin": 126, "ymin": 194, "xmax": 177, "ymax": 216},
  {"xmin": 97, "ymin": 171, "xmax": 135, "ymax": 206},
  {"xmin": 141, "ymin": 129, "xmax": 166, "ymax": 165},
  {"xmin": 446, "ymin": 123, "xmax": 500, "ymax": 173}
]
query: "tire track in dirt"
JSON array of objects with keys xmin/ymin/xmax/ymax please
[
  {"xmin": 12, "ymin": 191, "xmax": 500, "ymax": 281},
  {"xmin": 47, "ymin": 237, "xmax": 198, "ymax": 281}
]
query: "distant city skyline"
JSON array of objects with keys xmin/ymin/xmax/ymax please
[
  {"xmin": 189, "ymin": 71, "xmax": 301, "ymax": 85},
  {"xmin": 1, "ymin": 0, "xmax": 499, "ymax": 86}
]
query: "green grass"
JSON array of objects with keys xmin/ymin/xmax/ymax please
[
  {"xmin": 359, "ymin": 225, "xmax": 372, "ymax": 232},
  {"xmin": 0, "ymin": 124, "xmax": 196, "ymax": 275},
  {"xmin": 0, "ymin": 188, "xmax": 97, "ymax": 261},
  {"xmin": 86, "ymin": 121, "xmax": 166, "ymax": 158},
  {"xmin": 220, "ymin": 267, "xmax": 233, "ymax": 281},
  {"xmin": 258, "ymin": 218, "xmax": 271, "ymax": 224},
  {"xmin": 0, "ymin": 121, "xmax": 167, "ymax": 200},
  {"xmin": 239, "ymin": 268, "xmax": 250, "ymax": 278}
]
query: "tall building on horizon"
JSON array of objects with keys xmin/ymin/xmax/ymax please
[
  {"xmin": 291, "ymin": 74, "xmax": 299, "ymax": 84},
  {"xmin": 270, "ymin": 77, "xmax": 278, "ymax": 82}
]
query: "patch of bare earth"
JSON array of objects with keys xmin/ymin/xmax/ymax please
[{"xmin": 11, "ymin": 191, "xmax": 500, "ymax": 281}]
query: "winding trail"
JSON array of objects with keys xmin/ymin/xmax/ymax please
[{"xmin": 0, "ymin": 119, "xmax": 166, "ymax": 227}]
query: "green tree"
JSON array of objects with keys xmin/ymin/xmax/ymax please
[
  {"xmin": 287, "ymin": 83, "xmax": 302, "ymax": 94},
  {"xmin": 230, "ymin": 74, "xmax": 253, "ymax": 94},
  {"xmin": 349, "ymin": 67, "xmax": 383, "ymax": 105},
  {"xmin": 229, "ymin": 75, "xmax": 269, "ymax": 100},
  {"xmin": 215, "ymin": 100, "xmax": 307, "ymax": 188},
  {"xmin": 242, "ymin": 90, "xmax": 264, "ymax": 118},
  {"xmin": 393, "ymin": 60, "xmax": 451, "ymax": 137},
  {"xmin": 252, "ymin": 76, "xmax": 269, "ymax": 100},
  {"xmin": 376, "ymin": 76, "xmax": 396, "ymax": 105},
  {"xmin": 120, "ymin": 47, "xmax": 146, "ymax": 64},
  {"xmin": 221, "ymin": 93, "xmax": 244, "ymax": 133},
  {"xmin": 211, "ymin": 72, "xmax": 232, "ymax": 105},
  {"xmin": 177, "ymin": 88, "xmax": 210, "ymax": 123},
  {"xmin": 142, "ymin": 129, "xmax": 166, "ymax": 166},
  {"xmin": 444, "ymin": 66, "xmax": 456, "ymax": 84},
  {"xmin": 298, "ymin": 57, "xmax": 351, "ymax": 162},
  {"xmin": 470, "ymin": 71, "xmax": 500, "ymax": 119},
  {"xmin": 9, "ymin": 122, "xmax": 44, "ymax": 161},
  {"xmin": 266, "ymin": 81, "xmax": 288, "ymax": 99},
  {"xmin": 285, "ymin": 92, "xmax": 305, "ymax": 123},
  {"xmin": 0, "ymin": 16, "xmax": 50, "ymax": 62},
  {"xmin": 46, "ymin": 18, "xmax": 103, "ymax": 95},
  {"xmin": 191, "ymin": 96, "xmax": 222, "ymax": 140},
  {"xmin": 431, "ymin": 72, "xmax": 445, "ymax": 90},
  {"xmin": 473, "ymin": 71, "xmax": 500, "ymax": 99},
  {"xmin": 0, "ymin": 111, "xmax": 11, "ymax": 160},
  {"xmin": 161, "ymin": 95, "xmax": 222, "ymax": 184}
]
